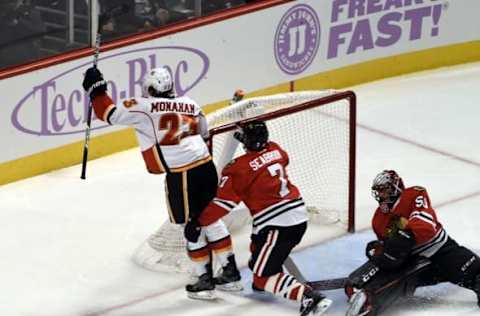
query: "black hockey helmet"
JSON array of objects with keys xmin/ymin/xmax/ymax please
[
  {"xmin": 371, "ymin": 170, "xmax": 405, "ymax": 212},
  {"xmin": 234, "ymin": 120, "xmax": 269, "ymax": 151}
]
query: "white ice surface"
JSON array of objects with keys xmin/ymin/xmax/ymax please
[{"xmin": 1, "ymin": 62, "xmax": 480, "ymax": 316}]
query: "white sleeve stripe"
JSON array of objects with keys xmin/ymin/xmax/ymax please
[
  {"xmin": 410, "ymin": 214, "xmax": 437, "ymax": 229},
  {"xmin": 213, "ymin": 200, "xmax": 236, "ymax": 211},
  {"xmin": 410, "ymin": 210, "xmax": 433, "ymax": 221},
  {"xmin": 213, "ymin": 197, "xmax": 237, "ymax": 208}
]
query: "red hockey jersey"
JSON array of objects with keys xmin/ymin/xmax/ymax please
[
  {"xmin": 198, "ymin": 141, "xmax": 308, "ymax": 234},
  {"xmin": 372, "ymin": 186, "xmax": 448, "ymax": 258}
]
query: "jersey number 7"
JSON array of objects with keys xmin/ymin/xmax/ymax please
[{"xmin": 268, "ymin": 163, "xmax": 290, "ymax": 197}]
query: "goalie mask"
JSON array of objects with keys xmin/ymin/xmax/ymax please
[
  {"xmin": 234, "ymin": 121, "xmax": 269, "ymax": 151},
  {"xmin": 371, "ymin": 170, "xmax": 405, "ymax": 213},
  {"xmin": 142, "ymin": 67, "xmax": 174, "ymax": 98}
]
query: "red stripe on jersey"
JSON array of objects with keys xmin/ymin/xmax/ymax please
[
  {"xmin": 188, "ymin": 247, "xmax": 210, "ymax": 261},
  {"xmin": 91, "ymin": 93, "xmax": 115, "ymax": 122},
  {"xmin": 209, "ymin": 236, "xmax": 233, "ymax": 253},
  {"xmin": 407, "ymin": 218, "xmax": 438, "ymax": 245},
  {"xmin": 141, "ymin": 146, "xmax": 165, "ymax": 174},
  {"xmin": 199, "ymin": 203, "xmax": 229, "ymax": 226}
]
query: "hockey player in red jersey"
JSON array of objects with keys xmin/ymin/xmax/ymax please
[
  {"xmin": 82, "ymin": 66, "xmax": 241, "ymax": 300},
  {"xmin": 184, "ymin": 121, "xmax": 332, "ymax": 316},
  {"xmin": 345, "ymin": 170, "xmax": 480, "ymax": 316}
]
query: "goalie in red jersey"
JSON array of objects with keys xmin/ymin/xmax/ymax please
[
  {"xmin": 345, "ymin": 170, "xmax": 480, "ymax": 316},
  {"xmin": 184, "ymin": 121, "xmax": 332, "ymax": 316}
]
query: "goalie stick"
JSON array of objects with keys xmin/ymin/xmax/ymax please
[
  {"xmin": 284, "ymin": 256, "xmax": 348, "ymax": 291},
  {"xmin": 308, "ymin": 277, "xmax": 348, "ymax": 291}
]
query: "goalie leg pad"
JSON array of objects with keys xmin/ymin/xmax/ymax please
[
  {"xmin": 345, "ymin": 260, "xmax": 380, "ymax": 291},
  {"xmin": 429, "ymin": 239, "xmax": 480, "ymax": 290},
  {"xmin": 346, "ymin": 258, "xmax": 432, "ymax": 315},
  {"xmin": 346, "ymin": 290, "xmax": 370, "ymax": 316},
  {"xmin": 475, "ymin": 274, "xmax": 480, "ymax": 307}
]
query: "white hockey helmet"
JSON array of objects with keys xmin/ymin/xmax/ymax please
[{"xmin": 142, "ymin": 67, "xmax": 174, "ymax": 97}]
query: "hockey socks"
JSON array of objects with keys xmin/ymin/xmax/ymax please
[{"xmin": 253, "ymin": 272, "xmax": 332, "ymax": 315}]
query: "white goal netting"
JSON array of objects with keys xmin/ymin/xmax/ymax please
[{"xmin": 132, "ymin": 90, "xmax": 356, "ymax": 274}]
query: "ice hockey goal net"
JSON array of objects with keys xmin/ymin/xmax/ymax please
[{"xmin": 132, "ymin": 90, "xmax": 356, "ymax": 273}]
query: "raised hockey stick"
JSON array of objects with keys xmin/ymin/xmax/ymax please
[
  {"xmin": 80, "ymin": 4, "xmax": 131, "ymax": 179},
  {"xmin": 80, "ymin": 32, "xmax": 101, "ymax": 180}
]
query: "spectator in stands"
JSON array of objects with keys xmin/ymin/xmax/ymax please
[
  {"xmin": 0, "ymin": 0, "xmax": 46, "ymax": 69},
  {"xmin": 34, "ymin": 0, "xmax": 89, "ymax": 53},
  {"xmin": 202, "ymin": 0, "xmax": 245, "ymax": 14},
  {"xmin": 99, "ymin": 0, "xmax": 171, "ymax": 41}
]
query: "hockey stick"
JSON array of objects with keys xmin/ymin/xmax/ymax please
[
  {"xmin": 80, "ymin": 4, "xmax": 131, "ymax": 179},
  {"xmin": 308, "ymin": 277, "xmax": 348, "ymax": 291},
  {"xmin": 80, "ymin": 32, "xmax": 101, "ymax": 180},
  {"xmin": 284, "ymin": 256, "xmax": 308, "ymax": 283},
  {"xmin": 284, "ymin": 256, "xmax": 348, "ymax": 290}
]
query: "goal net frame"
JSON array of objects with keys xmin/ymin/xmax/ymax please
[
  {"xmin": 132, "ymin": 89, "xmax": 357, "ymax": 274},
  {"xmin": 207, "ymin": 90, "xmax": 356, "ymax": 233}
]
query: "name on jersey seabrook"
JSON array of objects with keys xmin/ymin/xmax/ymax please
[
  {"xmin": 151, "ymin": 101, "xmax": 195, "ymax": 114},
  {"xmin": 249, "ymin": 149, "xmax": 282, "ymax": 171}
]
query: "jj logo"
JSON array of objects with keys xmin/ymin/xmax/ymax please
[
  {"xmin": 274, "ymin": 4, "xmax": 320, "ymax": 75},
  {"xmin": 288, "ymin": 24, "xmax": 307, "ymax": 57}
]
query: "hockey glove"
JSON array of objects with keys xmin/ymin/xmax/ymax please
[
  {"xmin": 372, "ymin": 229, "xmax": 415, "ymax": 270},
  {"xmin": 184, "ymin": 218, "xmax": 201, "ymax": 243},
  {"xmin": 82, "ymin": 66, "xmax": 107, "ymax": 99},
  {"xmin": 365, "ymin": 240, "xmax": 383, "ymax": 259}
]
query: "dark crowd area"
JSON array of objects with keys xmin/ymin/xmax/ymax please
[{"xmin": 0, "ymin": 0, "xmax": 264, "ymax": 70}]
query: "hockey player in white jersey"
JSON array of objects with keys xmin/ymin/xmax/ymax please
[{"xmin": 82, "ymin": 66, "xmax": 241, "ymax": 300}]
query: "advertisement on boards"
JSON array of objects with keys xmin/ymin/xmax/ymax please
[{"xmin": 0, "ymin": 0, "xmax": 479, "ymax": 167}]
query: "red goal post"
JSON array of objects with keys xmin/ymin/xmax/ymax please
[{"xmin": 132, "ymin": 90, "xmax": 356, "ymax": 274}]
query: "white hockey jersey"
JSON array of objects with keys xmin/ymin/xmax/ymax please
[{"xmin": 91, "ymin": 93, "xmax": 211, "ymax": 173}]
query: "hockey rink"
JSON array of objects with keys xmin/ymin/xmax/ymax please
[{"xmin": 1, "ymin": 61, "xmax": 480, "ymax": 316}]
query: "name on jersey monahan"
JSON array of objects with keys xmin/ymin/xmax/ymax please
[{"xmin": 150, "ymin": 101, "xmax": 195, "ymax": 114}]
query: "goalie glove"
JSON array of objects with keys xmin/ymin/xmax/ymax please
[
  {"xmin": 82, "ymin": 66, "xmax": 107, "ymax": 99},
  {"xmin": 365, "ymin": 240, "xmax": 383, "ymax": 260},
  {"xmin": 372, "ymin": 229, "xmax": 415, "ymax": 270}
]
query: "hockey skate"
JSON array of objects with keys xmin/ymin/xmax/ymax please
[
  {"xmin": 186, "ymin": 272, "xmax": 216, "ymax": 300},
  {"xmin": 346, "ymin": 289, "xmax": 372, "ymax": 316},
  {"xmin": 299, "ymin": 289, "xmax": 332, "ymax": 316},
  {"xmin": 214, "ymin": 255, "xmax": 243, "ymax": 291}
]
